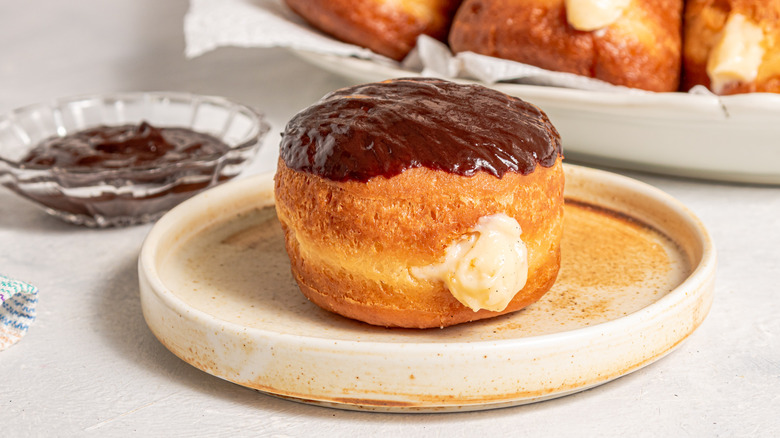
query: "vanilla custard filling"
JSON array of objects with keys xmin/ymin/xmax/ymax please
[
  {"xmin": 707, "ymin": 13, "xmax": 766, "ymax": 94},
  {"xmin": 565, "ymin": 0, "xmax": 630, "ymax": 32},
  {"xmin": 411, "ymin": 214, "xmax": 528, "ymax": 312}
]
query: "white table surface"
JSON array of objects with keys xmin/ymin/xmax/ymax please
[{"xmin": 1, "ymin": 1, "xmax": 778, "ymax": 436}]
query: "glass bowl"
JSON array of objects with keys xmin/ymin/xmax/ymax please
[{"xmin": 0, "ymin": 92, "xmax": 270, "ymax": 227}]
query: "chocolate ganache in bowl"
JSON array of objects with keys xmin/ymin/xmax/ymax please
[{"xmin": 0, "ymin": 92, "xmax": 269, "ymax": 227}]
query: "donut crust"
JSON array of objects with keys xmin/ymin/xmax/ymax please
[
  {"xmin": 274, "ymin": 157, "xmax": 564, "ymax": 329},
  {"xmin": 448, "ymin": 0, "xmax": 683, "ymax": 91}
]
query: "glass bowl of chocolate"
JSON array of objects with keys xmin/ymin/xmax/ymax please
[{"xmin": 0, "ymin": 92, "xmax": 269, "ymax": 227}]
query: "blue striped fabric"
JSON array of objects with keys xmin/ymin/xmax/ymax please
[{"xmin": 1, "ymin": 274, "xmax": 38, "ymax": 350}]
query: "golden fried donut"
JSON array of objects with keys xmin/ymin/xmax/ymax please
[
  {"xmin": 448, "ymin": 0, "xmax": 683, "ymax": 92},
  {"xmin": 283, "ymin": 0, "xmax": 462, "ymax": 61},
  {"xmin": 274, "ymin": 78, "xmax": 564, "ymax": 329},
  {"xmin": 683, "ymin": 0, "xmax": 780, "ymax": 94}
]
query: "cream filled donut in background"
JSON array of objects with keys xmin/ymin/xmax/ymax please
[
  {"xmin": 274, "ymin": 78, "xmax": 564, "ymax": 329},
  {"xmin": 448, "ymin": 0, "xmax": 683, "ymax": 92},
  {"xmin": 683, "ymin": 0, "xmax": 780, "ymax": 94}
]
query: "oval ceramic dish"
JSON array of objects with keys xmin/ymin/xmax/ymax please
[{"xmin": 138, "ymin": 164, "xmax": 716, "ymax": 412}]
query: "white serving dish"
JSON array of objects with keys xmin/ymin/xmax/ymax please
[
  {"xmin": 138, "ymin": 165, "xmax": 716, "ymax": 412},
  {"xmin": 295, "ymin": 50, "xmax": 780, "ymax": 185}
]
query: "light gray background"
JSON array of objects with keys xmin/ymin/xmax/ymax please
[{"xmin": 1, "ymin": 1, "xmax": 778, "ymax": 436}]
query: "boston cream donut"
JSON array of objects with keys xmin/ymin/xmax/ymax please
[
  {"xmin": 683, "ymin": 0, "xmax": 780, "ymax": 94},
  {"xmin": 448, "ymin": 0, "xmax": 683, "ymax": 92},
  {"xmin": 283, "ymin": 0, "xmax": 462, "ymax": 61},
  {"xmin": 274, "ymin": 78, "xmax": 564, "ymax": 328}
]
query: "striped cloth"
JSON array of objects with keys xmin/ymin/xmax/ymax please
[{"xmin": 0, "ymin": 274, "xmax": 38, "ymax": 351}]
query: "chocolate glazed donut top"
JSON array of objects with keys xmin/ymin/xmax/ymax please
[{"xmin": 279, "ymin": 78, "xmax": 562, "ymax": 182}]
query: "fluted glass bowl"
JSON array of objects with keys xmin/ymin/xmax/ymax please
[{"xmin": 0, "ymin": 92, "xmax": 269, "ymax": 227}]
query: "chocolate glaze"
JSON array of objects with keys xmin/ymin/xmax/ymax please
[
  {"xmin": 21, "ymin": 121, "xmax": 229, "ymax": 170},
  {"xmin": 280, "ymin": 78, "xmax": 561, "ymax": 182}
]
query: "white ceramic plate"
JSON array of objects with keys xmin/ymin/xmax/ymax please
[
  {"xmin": 138, "ymin": 165, "xmax": 716, "ymax": 412},
  {"xmin": 295, "ymin": 50, "xmax": 780, "ymax": 185}
]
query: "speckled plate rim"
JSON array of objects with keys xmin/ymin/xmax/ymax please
[{"xmin": 138, "ymin": 164, "xmax": 716, "ymax": 412}]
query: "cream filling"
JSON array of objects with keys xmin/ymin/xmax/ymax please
[
  {"xmin": 411, "ymin": 214, "xmax": 528, "ymax": 312},
  {"xmin": 707, "ymin": 13, "xmax": 766, "ymax": 94},
  {"xmin": 565, "ymin": 0, "xmax": 630, "ymax": 32}
]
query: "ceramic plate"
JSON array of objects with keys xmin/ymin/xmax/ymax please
[
  {"xmin": 138, "ymin": 165, "xmax": 716, "ymax": 412},
  {"xmin": 295, "ymin": 50, "xmax": 780, "ymax": 185}
]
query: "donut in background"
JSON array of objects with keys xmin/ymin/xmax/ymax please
[
  {"xmin": 284, "ymin": 0, "xmax": 463, "ymax": 61},
  {"xmin": 448, "ymin": 0, "xmax": 683, "ymax": 92},
  {"xmin": 683, "ymin": 0, "xmax": 780, "ymax": 94}
]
